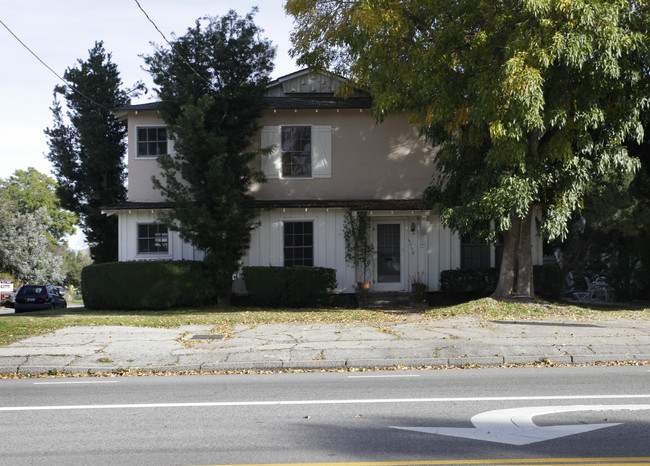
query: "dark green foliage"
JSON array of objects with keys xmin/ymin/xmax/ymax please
[
  {"xmin": 45, "ymin": 41, "xmax": 137, "ymax": 263},
  {"xmin": 440, "ymin": 269, "xmax": 499, "ymax": 296},
  {"xmin": 81, "ymin": 261, "xmax": 209, "ymax": 310},
  {"xmin": 143, "ymin": 10, "xmax": 275, "ymax": 303},
  {"xmin": 441, "ymin": 265, "xmax": 562, "ymax": 300},
  {"xmin": 242, "ymin": 266, "xmax": 337, "ymax": 308},
  {"xmin": 550, "ymin": 111, "xmax": 650, "ymax": 302},
  {"xmin": 61, "ymin": 249, "xmax": 92, "ymax": 288}
]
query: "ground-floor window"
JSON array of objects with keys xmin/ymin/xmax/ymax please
[
  {"xmin": 283, "ymin": 221, "xmax": 313, "ymax": 266},
  {"xmin": 461, "ymin": 232, "xmax": 490, "ymax": 269},
  {"xmin": 138, "ymin": 223, "xmax": 168, "ymax": 254},
  {"xmin": 461, "ymin": 231, "xmax": 504, "ymax": 269}
]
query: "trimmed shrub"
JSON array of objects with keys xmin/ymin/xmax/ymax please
[
  {"xmin": 440, "ymin": 268, "xmax": 499, "ymax": 295},
  {"xmin": 440, "ymin": 265, "xmax": 563, "ymax": 300},
  {"xmin": 242, "ymin": 266, "xmax": 337, "ymax": 308},
  {"xmin": 81, "ymin": 261, "xmax": 210, "ymax": 310}
]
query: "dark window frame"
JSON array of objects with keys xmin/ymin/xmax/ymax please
[
  {"xmin": 283, "ymin": 221, "xmax": 314, "ymax": 267},
  {"xmin": 460, "ymin": 232, "xmax": 491, "ymax": 269},
  {"xmin": 136, "ymin": 126, "xmax": 168, "ymax": 157},
  {"xmin": 281, "ymin": 125, "xmax": 312, "ymax": 178},
  {"xmin": 137, "ymin": 223, "xmax": 169, "ymax": 254},
  {"xmin": 460, "ymin": 230, "xmax": 504, "ymax": 269}
]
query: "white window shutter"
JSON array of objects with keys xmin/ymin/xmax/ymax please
[
  {"xmin": 167, "ymin": 137, "xmax": 176, "ymax": 157},
  {"xmin": 261, "ymin": 126, "xmax": 281, "ymax": 178},
  {"xmin": 312, "ymin": 125, "xmax": 332, "ymax": 178}
]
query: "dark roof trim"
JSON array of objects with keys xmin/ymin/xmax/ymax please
[
  {"xmin": 115, "ymin": 95, "xmax": 372, "ymax": 113},
  {"xmin": 115, "ymin": 102, "xmax": 160, "ymax": 112},
  {"xmin": 102, "ymin": 201, "xmax": 173, "ymax": 211},
  {"xmin": 102, "ymin": 199, "xmax": 428, "ymax": 212},
  {"xmin": 265, "ymin": 96, "xmax": 371, "ymax": 109},
  {"xmin": 250, "ymin": 199, "xmax": 427, "ymax": 210}
]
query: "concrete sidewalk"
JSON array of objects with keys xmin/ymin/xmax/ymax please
[{"xmin": 1, "ymin": 314, "xmax": 649, "ymax": 375}]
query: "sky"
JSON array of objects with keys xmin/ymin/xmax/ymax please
[{"xmin": 0, "ymin": 0, "xmax": 301, "ymax": 249}]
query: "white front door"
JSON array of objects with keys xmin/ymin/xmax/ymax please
[{"xmin": 374, "ymin": 221, "xmax": 405, "ymax": 291}]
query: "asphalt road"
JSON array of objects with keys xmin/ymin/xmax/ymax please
[{"xmin": 1, "ymin": 366, "xmax": 649, "ymax": 465}]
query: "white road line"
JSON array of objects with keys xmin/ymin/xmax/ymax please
[
  {"xmin": 33, "ymin": 381, "xmax": 120, "ymax": 385},
  {"xmin": 348, "ymin": 375, "xmax": 421, "ymax": 378},
  {"xmin": 1, "ymin": 394, "xmax": 650, "ymax": 412}
]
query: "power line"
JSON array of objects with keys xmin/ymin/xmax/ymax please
[
  {"xmin": 0, "ymin": 17, "xmax": 112, "ymax": 113},
  {"xmin": 133, "ymin": 0, "xmax": 218, "ymax": 92}
]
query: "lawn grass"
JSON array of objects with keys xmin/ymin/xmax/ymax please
[{"xmin": 0, "ymin": 297, "xmax": 648, "ymax": 347}]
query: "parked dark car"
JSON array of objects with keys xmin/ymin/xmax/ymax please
[{"xmin": 14, "ymin": 285, "xmax": 67, "ymax": 312}]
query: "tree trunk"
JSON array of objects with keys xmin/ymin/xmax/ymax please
[
  {"xmin": 492, "ymin": 211, "xmax": 535, "ymax": 298},
  {"xmin": 515, "ymin": 211, "xmax": 534, "ymax": 297},
  {"xmin": 493, "ymin": 216, "xmax": 519, "ymax": 297}
]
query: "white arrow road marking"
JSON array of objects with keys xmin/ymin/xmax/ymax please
[{"xmin": 391, "ymin": 404, "xmax": 650, "ymax": 446}]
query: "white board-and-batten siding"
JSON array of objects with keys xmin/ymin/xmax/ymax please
[
  {"xmin": 241, "ymin": 208, "xmax": 459, "ymax": 293},
  {"xmin": 115, "ymin": 209, "xmax": 204, "ymax": 263},
  {"xmin": 112, "ymin": 207, "xmax": 543, "ymax": 294}
]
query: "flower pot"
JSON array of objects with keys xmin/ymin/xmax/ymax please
[{"xmin": 357, "ymin": 281, "xmax": 371, "ymax": 292}]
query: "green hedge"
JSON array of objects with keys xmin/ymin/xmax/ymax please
[
  {"xmin": 242, "ymin": 266, "xmax": 337, "ymax": 308},
  {"xmin": 440, "ymin": 265, "xmax": 563, "ymax": 299},
  {"xmin": 81, "ymin": 261, "xmax": 210, "ymax": 310},
  {"xmin": 440, "ymin": 268, "xmax": 499, "ymax": 295}
]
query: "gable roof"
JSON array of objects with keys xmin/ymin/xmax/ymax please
[{"xmin": 115, "ymin": 69, "xmax": 371, "ymax": 116}]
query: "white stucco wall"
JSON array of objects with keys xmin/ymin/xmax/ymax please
[{"xmin": 123, "ymin": 108, "xmax": 436, "ymax": 203}]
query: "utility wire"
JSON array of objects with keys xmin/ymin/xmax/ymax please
[
  {"xmin": 133, "ymin": 0, "xmax": 218, "ymax": 92},
  {"xmin": 0, "ymin": 17, "xmax": 113, "ymax": 113}
]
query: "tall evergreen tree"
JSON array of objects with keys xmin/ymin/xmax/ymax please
[
  {"xmin": 143, "ymin": 10, "xmax": 275, "ymax": 304},
  {"xmin": 45, "ymin": 41, "xmax": 133, "ymax": 263},
  {"xmin": 286, "ymin": 0, "xmax": 650, "ymax": 297}
]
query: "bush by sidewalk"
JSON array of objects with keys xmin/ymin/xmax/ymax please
[
  {"xmin": 81, "ymin": 261, "xmax": 210, "ymax": 310},
  {"xmin": 242, "ymin": 266, "xmax": 337, "ymax": 308},
  {"xmin": 440, "ymin": 265, "xmax": 563, "ymax": 299}
]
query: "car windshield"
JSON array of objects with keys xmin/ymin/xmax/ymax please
[{"xmin": 17, "ymin": 286, "xmax": 47, "ymax": 297}]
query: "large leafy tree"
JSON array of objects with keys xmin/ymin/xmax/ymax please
[
  {"xmin": 0, "ymin": 168, "xmax": 78, "ymax": 246},
  {"xmin": 45, "ymin": 41, "xmax": 134, "ymax": 263},
  {"xmin": 143, "ymin": 10, "xmax": 275, "ymax": 304},
  {"xmin": 286, "ymin": 0, "xmax": 650, "ymax": 298},
  {"xmin": 0, "ymin": 205, "xmax": 63, "ymax": 285},
  {"xmin": 554, "ymin": 110, "xmax": 650, "ymax": 300}
]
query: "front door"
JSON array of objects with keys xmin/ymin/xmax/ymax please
[{"xmin": 374, "ymin": 222, "xmax": 405, "ymax": 291}]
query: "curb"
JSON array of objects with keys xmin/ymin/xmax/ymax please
[{"xmin": 2, "ymin": 354, "xmax": 649, "ymax": 376}]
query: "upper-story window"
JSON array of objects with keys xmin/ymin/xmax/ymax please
[
  {"xmin": 261, "ymin": 125, "xmax": 331, "ymax": 179},
  {"xmin": 137, "ymin": 127, "xmax": 167, "ymax": 157},
  {"xmin": 281, "ymin": 126, "xmax": 311, "ymax": 177}
]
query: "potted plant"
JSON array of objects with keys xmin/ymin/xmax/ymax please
[
  {"xmin": 410, "ymin": 272, "xmax": 428, "ymax": 300},
  {"xmin": 343, "ymin": 209, "xmax": 375, "ymax": 292}
]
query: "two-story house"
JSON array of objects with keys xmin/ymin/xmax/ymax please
[{"xmin": 105, "ymin": 70, "xmax": 543, "ymax": 294}]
